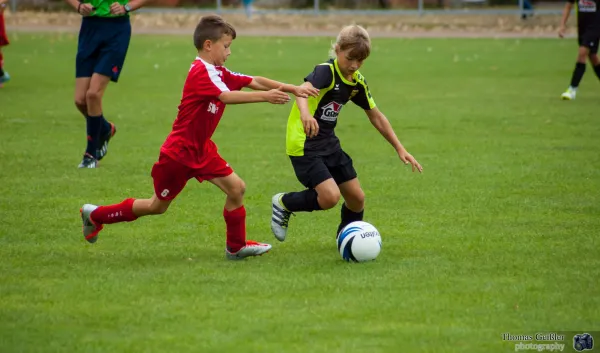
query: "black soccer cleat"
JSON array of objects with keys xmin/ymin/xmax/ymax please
[
  {"xmin": 97, "ymin": 122, "xmax": 117, "ymax": 161},
  {"xmin": 78, "ymin": 153, "xmax": 98, "ymax": 169}
]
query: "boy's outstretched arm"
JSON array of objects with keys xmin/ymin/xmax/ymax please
[
  {"xmin": 219, "ymin": 88, "xmax": 290, "ymax": 105},
  {"xmin": 365, "ymin": 107, "xmax": 423, "ymax": 173},
  {"xmin": 248, "ymin": 76, "xmax": 319, "ymax": 98}
]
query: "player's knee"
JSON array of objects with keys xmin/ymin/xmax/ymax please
[
  {"xmin": 589, "ymin": 54, "xmax": 600, "ymax": 65},
  {"xmin": 318, "ymin": 187, "xmax": 341, "ymax": 210},
  {"xmin": 74, "ymin": 97, "xmax": 86, "ymax": 109},
  {"xmin": 85, "ymin": 89, "xmax": 102, "ymax": 104},
  {"xmin": 350, "ymin": 189, "xmax": 366, "ymax": 209},
  {"xmin": 578, "ymin": 48, "xmax": 589, "ymax": 62},
  {"xmin": 227, "ymin": 179, "xmax": 246, "ymax": 200}
]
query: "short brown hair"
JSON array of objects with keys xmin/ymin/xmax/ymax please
[
  {"xmin": 330, "ymin": 25, "xmax": 371, "ymax": 61},
  {"xmin": 193, "ymin": 15, "xmax": 237, "ymax": 50}
]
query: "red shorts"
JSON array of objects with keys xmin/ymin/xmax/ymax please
[{"xmin": 151, "ymin": 153, "xmax": 233, "ymax": 200}]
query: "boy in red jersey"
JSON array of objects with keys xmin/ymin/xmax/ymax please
[{"xmin": 80, "ymin": 15, "xmax": 319, "ymax": 260}]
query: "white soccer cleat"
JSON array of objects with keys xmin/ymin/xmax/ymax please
[
  {"xmin": 80, "ymin": 204, "xmax": 103, "ymax": 243},
  {"xmin": 225, "ymin": 240, "xmax": 272, "ymax": 260},
  {"xmin": 271, "ymin": 193, "xmax": 293, "ymax": 242},
  {"xmin": 561, "ymin": 87, "xmax": 576, "ymax": 100}
]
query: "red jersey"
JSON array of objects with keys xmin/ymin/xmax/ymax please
[
  {"xmin": 0, "ymin": 12, "xmax": 9, "ymax": 47},
  {"xmin": 160, "ymin": 57, "xmax": 253, "ymax": 168}
]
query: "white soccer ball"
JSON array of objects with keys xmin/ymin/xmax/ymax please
[{"xmin": 337, "ymin": 221, "xmax": 382, "ymax": 262}]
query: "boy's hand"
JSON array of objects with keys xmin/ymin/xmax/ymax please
[
  {"xmin": 110, "ymin": 2, "xmax": 127, "ymax": 14},
  {"xmin": 558, "ymin": 25, "xmax": 566, "ymax": 38},
  {"xmin": 301, "ymin": 114, "xmax": 319, "ymax": 138},
  {"xmin": 78, "ymin": 3, "xmax": 95, "ymax": 15},
  {"xmin": 398, "ymin": 149, "xmax": 423, "ymax": 173},
  {"xmin": 265, "ymin": 86, "xmax": 291, "ymax": 105},
  {"xmin": 291, "ymin": 85, "xmax": 319, "ymax": 98}
]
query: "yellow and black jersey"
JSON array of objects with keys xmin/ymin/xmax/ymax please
[
  {"xmin": 286, "ymin": 58, "xmax": 376, "ymax": 157},
  {"xmin": 568, "ymin": 0, "xmax": 600, "ymax": 30}
]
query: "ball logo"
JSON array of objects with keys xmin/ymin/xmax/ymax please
[
  {"xmin": 361, "ymin": 231, "xmax": 378, "ymax": 238},
  {"xmin": 320, "ymin": 101, "xmax": 343, "ymax": 122}
]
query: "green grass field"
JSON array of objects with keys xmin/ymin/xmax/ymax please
[{"xmin": 0, "ymin": 32, "xmax": 599, "ymax": 353}]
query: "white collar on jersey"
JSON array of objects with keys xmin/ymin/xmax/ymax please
[{"xmin": 196, "ymin": 56, "xmax": 219, "ymax": 68}]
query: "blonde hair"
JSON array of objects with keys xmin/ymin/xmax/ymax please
[{"xmin": 329, "ymin": 25, "xmax": 371, "ymax": 61}]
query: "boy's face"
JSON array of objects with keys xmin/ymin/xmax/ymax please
[
  {"xmin": 205, "ymin": 34, "xmax": 233, "ymax": 66},
  {"xmin": 336, "ymin": 47, "xmax": 366, "ymax": 76}
]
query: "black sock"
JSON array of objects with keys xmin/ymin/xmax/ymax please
[
  {"xmin": 281, "ymin": 189, "xmax": 322, "ymax": 212},
  {"xmin": 100, "ymin": 116, "xmax": 112, "ymax": 137},
  {"xmin": 0, "ymin": 67, "xmax": 4, "ymax": 77},
  {"xmin": 85, "ymin": 115, "xmax": 104, "ymax": 159},
  {"xmin": 594, "ymin": 64, "xmax": 600, "ymax": 81},
  {"xmin": 570, "ymin": 62, "xmax": 586, "ymax": 88},
  {"xmin": 337, "ymin": 203, "xmax": 364, "ymax": 235}
]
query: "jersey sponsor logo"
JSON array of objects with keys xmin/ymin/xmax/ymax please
[
  {"xmin": 349, "ymin": 89, "xmax": 359, "ymax": 99},
  {"xmin": 320, "ymin": 101, "xmax": 343, "ymax": 122},
  {"xmin": 207, "ymin": 102, "xmax": 219, "ymax": 114},
  {"xmin": 579, "ymin": 0, "xmax": 596, "ymax": 12}
]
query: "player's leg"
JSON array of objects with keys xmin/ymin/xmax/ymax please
[
  {"xmin": 209, "ymin": 172, "xmax": 272, "ymax": 260},
  {"xmin": 75, "ymin": 18, "xmax": 108, "ymax": 167},
  {"xmin": 325, "ymin": 150, "xmax": 363, "ymax": 236},
  {"xmin": 588, "ymin": 35, "xmax": 600, "ymax": 82},
  {"xmin": 271, "ymin": 156, "xmax": 342, "ymax": 241},
  {"xmin": 562, "ymin": 37, "xmax": 591, "ymax": 100},
  {"xmin": 79, "ymin": 154, "xmax": 187, "ymax": 243},
  {"xmin": 0, "ymin": 48, "xmax": 9, "ymax": 87},
  {"xmin": 337, "ymin": 178, "xmax": 365, "ymax": 236},
  {"xmin": 81, "ymin": 194, "xmax": 173, "ymax": 243},
  {"xmin": 93, "ymin": 18, "xmax": 131, "ymax": 161},
  {"xmin": 0, "ymin": 14, "xmax": 9, "ymax": 87},
  {"xmin": 87, "ymin": 72, "xmax": 116, "ymax": 162},
  {"xmin": 78, "ymin": 73, "xmax": 111, "ymax": 168},
  {"xmin": 74, "ymin": 77, "xmax": 91, "ymax": 117}
]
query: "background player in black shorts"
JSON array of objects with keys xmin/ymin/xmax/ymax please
[
  {"xmin": 559, "ymin": 0, "xmax": 600, "ymax": 100},
  {"xmin": 270, "ymin": 25, "xmax": 423, "ymax": 243}
]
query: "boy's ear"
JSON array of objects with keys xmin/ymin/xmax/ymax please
[{"xmin": 203, "ymin": 39, "xmax": 212, "ymax": 51}]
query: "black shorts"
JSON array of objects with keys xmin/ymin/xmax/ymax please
[
  {"xmin": 578, "ymin": 27, "xmax": 600, "ymax": 54},
  {"xmin": 289, "ymin": 150, "xmax": 357, "ymax": 189},
  {"xmin": 76, "ymin": 16, "xmax": 132, "ymax": 82}
]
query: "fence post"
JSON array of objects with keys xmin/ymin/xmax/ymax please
[
  {"xmin": 314, "ymin": 0, "xmax": 319, "ymax": 15},
  {"xmin": 9, "ymin": 0, "xmax": 16, "ymax": 13},
  {"xmin": 418, "ymin": 0, "xmax": 424, "ymax": 15},
  {"xmin": 518, "ymin": 0, "xmax": 523, "ymax": 17},
  {"xmin": 216, "ymin": 0, "xmax": 222, "ymax": 13}
]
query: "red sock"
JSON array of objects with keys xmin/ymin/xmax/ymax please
[
  {"xmin": 224, "ymin": 206, "xmax": 246, "ymax": 252},
  {"xmin": 91, "ymin": 198, "xmax": 138, "ymax": 224}
]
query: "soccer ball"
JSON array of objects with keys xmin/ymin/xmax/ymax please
[{"xmin": 337, "ymin": 221, "xmax": 382, "ymax": 262}]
